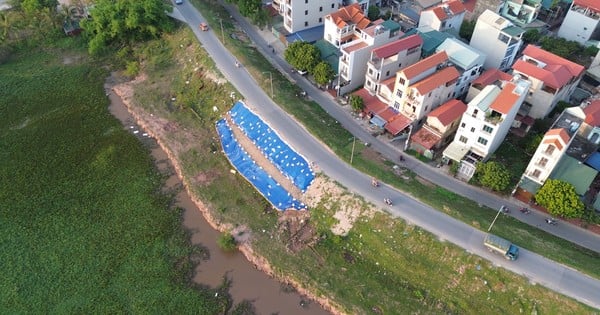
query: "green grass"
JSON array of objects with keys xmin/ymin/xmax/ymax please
[
  {"xmin": 128, "ymin": 27, "xmax": 597, "ymax": 313},
  {"xmin": 0, "ymin": 40, "xmax": 229, "ymax": 313}
]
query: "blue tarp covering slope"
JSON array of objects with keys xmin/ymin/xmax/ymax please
[
  {"xmin": 229, "ymin": 101, "xmax": 314, "ymax": 191},
  {"xmin": 216, "ymin": 119, "xmax": 306, "ymax": 211}
]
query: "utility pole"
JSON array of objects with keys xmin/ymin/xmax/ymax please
[
  {"xmin": 488, "ymin": 206, "xmax": 505, "ymax": 232},
  {"xmin": 219, "ymin": 18, "xmax": 225, "ymax": 43},
  {"xmin": 403, "ymin": 124, "xmax": 413, "ymax": 151},
  {"xmin": 262, "ymin": 71, "xmax": 273, "ymax": 98}
]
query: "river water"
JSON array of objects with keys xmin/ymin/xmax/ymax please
[{"xmin": 106, "ymin": 83, "xmax": 329, "ymax": 315}]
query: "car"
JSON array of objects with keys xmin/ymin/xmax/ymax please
[
  {"xmin": 175, "ymin": 0, "xmax": 183, "ymax": 4},
  {"xmin": 199, "ymin": 22, "xmax": 209, "ymax": 31},
  {"xmin": 297, "ymin": 69, "xmax": 308, "ymax": 76},
  {"xmin": 545, "ymin": 218, "xmax": 558, "ymax": 225}
]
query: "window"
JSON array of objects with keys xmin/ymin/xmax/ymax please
[
  {"xmin": 331, "ymin": 3, "xmax": 335, "ymax": 8},
  {"xmin": 531, "ymin": 169, "xmax": 541, "ymax": 178},
  {"xmin": 386, "ymin": 71, "xmax": 390, "ymax": 76},
  {"xmin": 368, "ymin": 68, "xmax": 373, "ymax": 75},
  {"xmin": 460, "ymin": 122, "xmax": 466, "ymax": 128},
  {"xmin": 305, "ymin": 0, "xmax": 308, "ymax": 3},
  {"xmin": 477, "ymin": 137, "xmax": 488, "ymax": 145},
  {"xmin": 482, "ymin": 125, "xmax": 493, "ymax": 133},
  {"xmin": 396, "ymin": 90, "xmax": 403, "ymax": 98},
  {"xmin": 470, "ymin": 127, "xmax": 475, "ymax": 132},
  {"xmin": 319, "ymin": 17, "xmax": 322, "ymax": 23},
  {"xmin": 367, "ymin": 81, "xmax": 371, "ymax": 87},
  {"xmin": 498, "ymin": 33, "xmax": 509, "ymax": 44},
  {"xmin": 305, "ymin": 10, "xmax": 308, "ymax": 15},
  {"xmin": 304, "ymin": 21, "xmax": 308, "ymax": 27},
  {"xmin": 424, "ymin": 106, "xmax": 428, "ymax": 111},
  {"xmin": 319, "ymin": 6, "xmax": 322, "ymax": 11},
  {"xmin": 545, "ymin": 145, "xmax": 555, "ymax": 155},
  {"xmin": 398, "ymin": 62, "xmax": 402, "ymax": 67},
  {"xmin": 537, "ymin": 157, "xmax": 548, "ymax": 167},
  {"xmin": 459, "ymin": 136, "xmax": 468, "ymax": 143},
  {"xmin": 472, "ymin": 109, "xmax": 478, "ymax": 117},
  {"xmin": 398, "ymin": 78, "xmax": 405, "ymax": 85}
]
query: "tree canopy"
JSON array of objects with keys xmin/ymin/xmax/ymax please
[
  {"xmin": 535, "ymin": 179, "xmax": 585, "ymax": 218},
  {"xmin": 81, "ymin": 0, "xmax": 174, "ymax": 55},
  {"xmin": 284, "ymin": 41, "xmax": 320, "ymax": 72},
  {"xmin": 459, "ymin": 19, "xmax": 475, "ymax": 42},
  {"xmin": 312, "ymin": 61, "xmax": 334, "ymax": 86},
  {"xmin": 476, "ymin": 161, "xmax": 511, "ymax": 192},
  {"xmin": 349, "ymin": 95, "xmax": 364, "ymax": 112},
  {"xmin": 367, "ymin": 5, "xmax": 380, "ymax": 21}
]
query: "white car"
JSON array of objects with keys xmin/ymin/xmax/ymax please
[{"xmin": 175, "ymin": 0, "xmax": 183, "ymax": 4}]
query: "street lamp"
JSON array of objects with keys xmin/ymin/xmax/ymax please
[
  {"xmin": 350, "ymin": 136, "xmax": 356, "ymax": 164},
  {"xmin": 488, "ymin": 206, "xmax": 506, "ymax": 232},
  {"xmin": 219, "ymin": 18, "xmax": 225, "ymax": 43},
  {"xmin": 262, "ymin": 71, "xmax": 273, "ymax": 98}
]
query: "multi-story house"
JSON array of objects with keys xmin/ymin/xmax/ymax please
[
  {"xmin": 418, "ymin": 0, "xmax": 467, "ymax": 32},
  {"xmin": 465, "ymin": 68, "xmax": 512, "ymax": 103},
  {"xmin": 557, "ymin": 0, "xmax": 600, "ymax": 45},
  {"xmin": 323, "ymin": 3, "xmax": 371, "ymax": 48},
  {"xmin": 279, "ymin": 0, "xmax": 341, "ymax": 34},
  {"xmin": 364, "ymin": 34, "xmax": 423, "ymax": 95},
  {"xmin": 410, "ymin": 99, "xmax": 467, "ymax": 159},
  {"xmin": 435, "ymin": 38, "xmax": 486, "ymax": 98},
  {"xmin": 338, "ymin": 19, "xmax": 403, "ymax": 95},
  {"xmin": 391, "ymin": 51, "xmax": 460, "ymax": 128},
  {"xmin": 345, "ymin": 0, "xmax": 370, "ymax": 12},
  {"xmin": 443, "ymin": 76, "xmax": 531, "ymax": 179},
  {"xmin": 500, "ymin": 0, "xmax": 542, "ymax": 26},
  {"xmin": 470, "ymin": 10, "xmax": 524, "ymax": 71},
  {"xmin": 511, "ymin": 45, "xmax": 585, "ymax": 119}
]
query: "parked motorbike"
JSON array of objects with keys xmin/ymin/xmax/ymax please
[{"xmin": 519, "ymin": 207, "xmax": 531, "ymax": 214}]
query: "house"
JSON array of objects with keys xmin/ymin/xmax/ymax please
[
  {"xmin": 443, "ymin": 76, "xmax": 531, "ymax": 179},
  {"xmin": 515, "ymin": 100, "xmax": 600, "ymax": 202},
  {"xmin": 418, "ymin": 0, "xmax": 467, "ymax": 32},
  {"xmin": 403, "ymin": 26, "xmax": 455, "ymax": 58},
  {"xmin": 345, "ymin": 0, "xmax": 371, "ymax": 12},
  {"xmin": 277, "ymin": 0, "xmax": 341, "ymax": 34},
  {"xmin": 470, "ymin": 10, "xmax": 524, "ymax": 70},
  {"xmin": 386, "ymin": 51, "xmax": 460, "ymax": 134},
  {"xmin": 435, "ymin": 38, "xmax": 486, "ymax": 98},
  {"xmin": 557, "ymin": 0, "xmax": 600, "ymax": 45},
  {"xmin": 511, "ymin": 45, "xmax": 585, "ymax": 119},
  {"xmin": 324, "ymin": 3, "xmax": 372, "ymax": 48},
  {"xmin": 338, "ymin": 19, "xmax": 403, "ymax": 95},
  {"xmin": 410, "ymin": 99, "xmax": 467, "ymax": 159},
  {"xmin": 465, "ymin": 68, "xmax": 513, "ymax": 103},
  {"xmin": 500, "ymin": 0, "xmax": 542, "ymax": 26},
  {"xmin": 364, "ymin": 34, "xmax": 423, "ymax": 96}
]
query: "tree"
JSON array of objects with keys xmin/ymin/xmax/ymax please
[
  {"xmin": 312, "ymin": 61, "xmax": 334, "ymax": 86},
  {"xmin": 535, "ymin": 179, "xmax": 585, "ymax": 218},
  {"xmin": 349, "ymin": 95, "xmax": 364, "ymax": 112},
  {"xmin": 540, "ymin": 36, "xmax": 581, "ymax": 59},
  {"xmin": 475, "ymin": 161, "xmax": 511, "ymax": 192},
  {"xmin": 80, "ymin": 0, "xmax": 174, "ymax": 55},
  {"xmin": 522, "ymin": 29, "xmax": 542, "ymax": 44},
  {"xmin": 284, "ymin": 41, "xmax": 319, "ymax": 72},
  {"xmin": 459, "ymin": 19, "xmax": 475, "ymax": 41},
  {"xmin": 367, "ymin": 5, "xmax": 380, "ymax": 21},
  {"xmin": 217, "ymin": 232, "xmax": 237, "ymax": 251},
  {"xmin": 20, "ymin": 0, "xmax": 58, "ymax": 15}
]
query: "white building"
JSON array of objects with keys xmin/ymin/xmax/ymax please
[
  {"xmin": 557, "ymin": 0, "xmax": 600, "ymax": 45},
  {"xmin": 443, "ymin": 76, "xmax": 531, "ymax": 179},
  {"xmin": 511, "ymin": 45, "xmax": 585, "ymax": 119},
  {"xmin": 365, "ymin": 34, "xmax": 423, "ymax": 95},
  {"xmin": 470, "ymin": 10, "xmax": 524, "ymax": 71},
  {"xmin": 500, "ymin": 0, "xmax": 542, "ymax": 26},
  {"xmin": 278, "ymin": 0, "xmax": 341, "ymax": 34},
  {"xmin": 338, "ymin": 19, "xmax": 403, "ymax": 95},
  {"xmin": 418, "ymin": 0, "xmax": 466, "ymax": 32},
  {"xmin": 324, "ymin": 3, "xmax": 371, "ymax": 48},
  {"xmin": 435, "ymin": 38, "xmax": 486, "ymax": 98}
]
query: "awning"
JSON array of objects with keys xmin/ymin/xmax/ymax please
[
  {"xmin": 370, "ymin": 115, "xmax": 387, "ymax": 128},
  {"xmin": 379, "ymin": 107, "xmax": 398, "ymax": 122},
  {"xmin": 385, "ymin": 114, "xmax": 411, "ymax": 135},
  {"xmin": 443, "ymin": 141, "xmax": 469, "ymax": 162}
]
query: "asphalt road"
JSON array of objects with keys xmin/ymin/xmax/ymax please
[{"xmin": 173, "ymin": 3, "xmax": 600, "ymax": 309}]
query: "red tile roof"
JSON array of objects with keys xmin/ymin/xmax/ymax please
[
  {"xmin": 379, "ymin": 107, "xmax": 398, "ymax": 121},
  {"xmin": 462, "ymin": 0, "xmax": 476, "ymax": 13},
  {"xmin": 382, "ymin": 76, "xmax": 396, "ymax": 90},
  {"xmin": 513, "ymin": 45, "xmax": 585, "ymax": 89},
  {"xmin": 471, "ymin": 68, "xmax": 512, "ymax": 86},
  {"xmin": 402, "ymin": 51, "xmax": 448, "ymax": 80},
  {"xmin": 354, "ymin": 88, "xmax": 387, "ymax": 114},
  {"xmin": 372, "ymin": 35, "xmax": 423, "ymax": 59},
  {"xmin": 543, "ymin": 128, "xmax": 570, "ymax": 150},
  {"xmin": 447, "ymin": 0, "xmax": 466, "ymax": 14},
  {"xmin": 343, "ymin": 41, "xmax": 369, "ymax": 53},
  {"xmin": 385, "ymin": 114, "xmax": 412, "ymax": 135},
  {"xmin": 574, "ymin": 0, "xmax": 600, "ymax": 13},
  {"xmin": 584, "ymin": 100, "xmax": 600, "ymax": 126},
  {"xmin": 489, "ymin": 82, "xmax": 520, "ymax": 115},
  {"xmin": 429, "ymin": 0, "xmax": 466, "ymax": 20},
  {"xmin": 328, "ymin": 4, "xmax": 371, "ymax": 30},
  {"xmin": 411, "ymin": 66, "xmax": 459, "ymax": 95},
  {"xmin": 428, "ymin": 99, "xmax": 467, "ymax": 126},
  {"xmin": 411, "ymin": 127, "xmax": 441, "ymax": 150}
]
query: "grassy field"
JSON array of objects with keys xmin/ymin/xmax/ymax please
[
  {"xmin": 0, "ymin": 40, "xmax": 231, "ymax": 313},
  {"xmin": 128, "ymin": 26, "xmax": 597, "ymax": 313},
  {"xmin": 187, "ymin": 0, "xmax": 600, "ymax": 281}
]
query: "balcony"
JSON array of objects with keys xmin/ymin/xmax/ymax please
[{"xmin": 484, "ymin": 111, "xmax": 504, "ymax": 125}]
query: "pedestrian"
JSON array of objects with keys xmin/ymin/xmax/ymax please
[{"xmin": 272, "ymin": 47, "xmax": 275, "ymax": 53}]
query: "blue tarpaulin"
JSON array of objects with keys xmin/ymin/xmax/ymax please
[
  {"xmin": 229, "ymin": 101, "xmax": 315, "ymax": 191},
  {"xmin": 285, "ymin": 25, "xmax": 325, "ymax": 44},
  {"xmin": 216, "ymin": 119, "xmax": 306, "ymax": 211},
  {"xmin": 585, "ymin": 152, "xmax": 600, "ymax": 172}
]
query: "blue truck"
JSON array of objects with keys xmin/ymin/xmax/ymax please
[{"xmin": 484, "ymin": 234, "xmax": 519, "ymax": 260}]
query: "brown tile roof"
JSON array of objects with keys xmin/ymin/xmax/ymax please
[
  {"xmin": 411, "ymin": 127, "xmax": 441, "ymax": 150},
  {"xmin": 513, "ymin": 45, "xmax": 585, "ymax": 89},
  {"xmin": 328, "ymin": 4, "xmax": 371, "ymax": 30},
  {"xmin": 489, "ymin": 82, "xmax": 520, "ymax": 115},
  {"xmin": 584, "ymin": 100, "xmax": 600, "ymax": 126},
  {"xmin": 428, "ymin": 99, "xmax": 467, "ymax": 126},
  {"xmin": 543, "ymin": 128, "xmax": 571, "ymax": 150},
  {"xmin": 385, "ymin": 114, "xmax": 412, "ymax": 135},
  {"xmin": 402, "ymin": 51, "xmax": 448, "ymax": 80},
  {"xmin": 372, "ymin": 35, "xmax": 423, "ymax": 59},
  {"xmin": 411, "ymin": 66, "xmax": 459, "ymax": 95},
  {"xmin": 471, "ymin": 68, "xmax": 512, "ymax": 86}
]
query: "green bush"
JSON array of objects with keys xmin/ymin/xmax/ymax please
[{"xmin": 218, "ymin": 232, "xmax": 237, "ymax": 251}]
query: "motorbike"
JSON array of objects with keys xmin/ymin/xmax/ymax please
[
  {"xmin": 519, "ymin": 207, "xmax": 531, "ymax": 214},
  {"xmin": 371, "ymin": 178, "xmax": 379, "ymax": 187},
  {"xmin": 384, "ymin": 198, "xmax": 393, "ymax": 206},
  {"xmin": 545, "ymin": 218, "xmax": 558, "ymax": 225},
  {"xmin": 501, "ymin": 205, "xmax": 510, "ymax": 214}
]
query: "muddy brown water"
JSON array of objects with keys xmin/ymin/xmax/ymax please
[{"xmin": 106, "ymin": 84, "xmax": 330, "ymax": 315}]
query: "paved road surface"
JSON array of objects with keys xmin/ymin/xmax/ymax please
[{"xmin": 172, "ymin": 3, "xmax": 600, "ymax": 309}]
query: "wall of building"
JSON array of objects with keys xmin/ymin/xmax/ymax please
[{"xmin": 557, "ymin": 9, "xmax": 600, "ymax": 44}]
